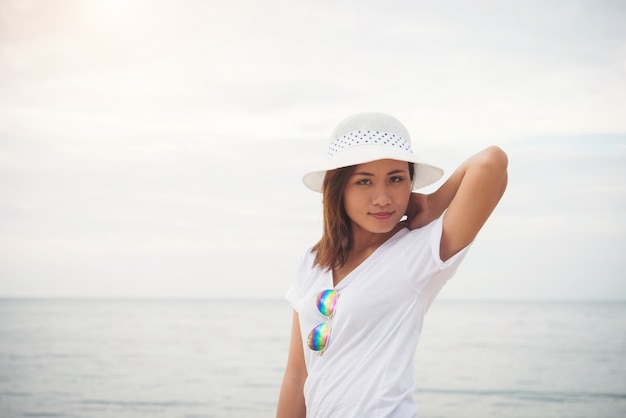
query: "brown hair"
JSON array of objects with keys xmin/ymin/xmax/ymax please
[{"xmin": 312, "ymin": 162, "xmax": 415, "ymax": 271}]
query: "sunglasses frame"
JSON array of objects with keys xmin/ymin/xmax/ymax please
[{"xmin": 307, "ymin": 289, "xmax": 338, "ymax": 356}]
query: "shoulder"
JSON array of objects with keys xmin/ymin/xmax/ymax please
[
  {"xmin": 375, "ymin": 220, "xmax": 442, "ymax": 268},
  {"xmin": 294, "ymin": 247, "xmax": 325, "ymax": 286},
  {"xmin": 297, "ymin": 247, "xmax": 317, "ymax": 270},
  {"xmin": 400, "ymin": 214, "xmax": 470, "ymax": 269},
  {"xmin": 395, "ymin": 217, "xmax": 442, "ymax": 247}
]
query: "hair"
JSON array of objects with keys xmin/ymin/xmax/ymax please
[{"xmin": 312, "ymin": 162, "xmax": 415, "ymax": 271}]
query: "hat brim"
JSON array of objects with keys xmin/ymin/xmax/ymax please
[{"xmin": 302, "ymin": 146, "xmax": 444, "ymax": 192}]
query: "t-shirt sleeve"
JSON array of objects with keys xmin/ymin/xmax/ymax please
[
  {"xmin": 428, "ymin": 213, "xmax": 470, "ymax": 270},
  {"xmin": 404, "ymin": 213, "xmax": 471, "ymax": 293},
  {"xmin": 285, "ymin": 285, "xmax": 299, "ymax": 311},
  {"xmin": 284, "ymin": 249, "xmax": 312, "ymax": 312}
]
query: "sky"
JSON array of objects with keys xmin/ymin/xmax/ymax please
[{"xmin": 0, "ymin": 0, "xmax": 625, "ymax": 300}]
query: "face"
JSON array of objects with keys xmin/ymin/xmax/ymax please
[{"xmin": 342, "ymin": 159, "xmax": 412, "ymax": 235}]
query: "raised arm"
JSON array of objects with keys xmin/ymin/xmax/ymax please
[
  {"xmin": 407, "ymin": 146, "xmax": 508, "ymax": 261},
  {"xmin": 276, "ymin": 311, "xmax": 307, "ymax": 418}
]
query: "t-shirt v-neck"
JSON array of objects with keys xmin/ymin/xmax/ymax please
[{"xmin": 330, "ymin": 227, "xmax": 406, "ymax": 289}]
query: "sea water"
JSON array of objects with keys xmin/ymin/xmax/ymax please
[{"xmin": 0, "ymin": 299, "xmax": 624, "ymax": 418}]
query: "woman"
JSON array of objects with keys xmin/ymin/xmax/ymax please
[{"xmin": 276, "ymin": 112, "xmax": 508, "ymax": 417}]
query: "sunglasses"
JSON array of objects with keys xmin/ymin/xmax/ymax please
[{"xmin": 307, "ymin": 289, "xmax": 339, "ymax": 355}]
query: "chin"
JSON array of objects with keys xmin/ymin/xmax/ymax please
[
  {"xmin": 352, "ymin": 216, "xmax": 401, "ymax": 235},
  {"xmin": 368, "ymin": 222, "xmax": 398, "ymax": 234}
]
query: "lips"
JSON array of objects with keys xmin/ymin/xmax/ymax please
[{"xmin": 370, "ymin": 211, "xmax": 393, "ymax": 220}]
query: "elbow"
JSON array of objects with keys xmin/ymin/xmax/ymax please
[
  {"xmin": 483, "ymin": 146, "xmax": 508, "ymax": 194},
  {"xmin": 476, "ymin": 146, "xmax": 508, "ymax": 194},
  {"xmin": 478, "ymin": 146, "xmax": 508, "ymax": 183},
  {"xmin": 483, "ymin": 145, "xmax": 508, "ymax": 171}
]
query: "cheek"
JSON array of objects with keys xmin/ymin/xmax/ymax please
[
  {"xmin": 342, "ymin": 189, "xmax": 362, "ymax": 216},
  {"xmin": 394, "ymin": 187, "xmax": 411, "ymax": 204},
  {"xmin": 396, "ymin": 190, "xmax": 411, "ymax": 212}
]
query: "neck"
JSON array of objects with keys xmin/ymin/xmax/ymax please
[{"xmin": 350, "ymin": 222, "xmax": 404, "ymax": 254}]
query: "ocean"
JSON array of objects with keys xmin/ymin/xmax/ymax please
[{"xmin": 0, "ymin": 299, "xmax": 624, "ymax": 418}]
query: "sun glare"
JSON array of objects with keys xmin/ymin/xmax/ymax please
[{"xmin": 91, "ymin": 0, "xmax": 136, "ymax": 14}]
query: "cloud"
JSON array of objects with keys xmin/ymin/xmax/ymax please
[{"xmin": 0, "ymin": 0, "xmax": 625, "ymax": 299}]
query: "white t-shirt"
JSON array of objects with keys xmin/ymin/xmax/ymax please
[{"xmin": 286, "ymin": 215, "xmax": 470, "ymax": 418}]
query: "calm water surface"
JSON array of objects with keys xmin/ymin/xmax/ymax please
[{"xmin": 0, "ymin": 299, "xmax": 624, "ymax": 417}]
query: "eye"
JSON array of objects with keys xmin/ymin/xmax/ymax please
[
  {"xmin": 389, "ymin": 176, "xmax": 405, "ymax": 183},
  {"xmin": 356, "ymin": 178, "xmax": 372, "ymax": 185}
]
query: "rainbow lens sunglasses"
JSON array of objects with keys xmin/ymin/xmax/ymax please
[{"xmin": 307, "ymin": 289, "xmax": 339, "ymax": 356}]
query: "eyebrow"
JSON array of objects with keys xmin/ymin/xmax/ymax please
[{"xmin": 352, "ymin": 169, "xmax": 408, "ymax": 176}]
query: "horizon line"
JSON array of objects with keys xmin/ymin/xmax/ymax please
[{"xmin": 0, "ymin": 296, "xmax": 624, "ymax": 303}]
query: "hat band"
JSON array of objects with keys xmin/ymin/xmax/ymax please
[{"xmin": 327, "ymin": 130, "xmax": 411, "ymax": 157}]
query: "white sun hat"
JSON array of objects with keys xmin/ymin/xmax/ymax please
[{"xmin": 302, "ymin": 112, "xmax": 444, "ymax": 192}]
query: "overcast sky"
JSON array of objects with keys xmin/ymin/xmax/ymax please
[{"xmin": 1, "ymin": 0, "xmax": 625, "ymax": 300}]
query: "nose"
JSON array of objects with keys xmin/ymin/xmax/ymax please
[{"xmin": 371, "ymin": 184, "xmax": 392, "ymax": 207}]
